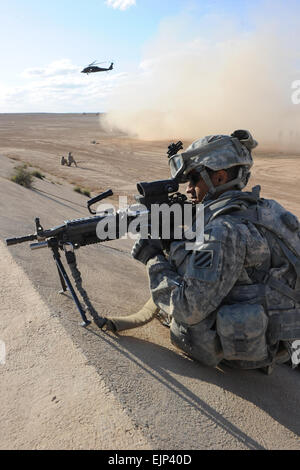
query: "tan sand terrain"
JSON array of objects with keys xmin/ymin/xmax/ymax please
[{"xmin": 0, "ymin": 113, "xmax": 299, "ymax": 450}]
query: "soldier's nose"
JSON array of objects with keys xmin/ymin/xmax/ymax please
[{"xmin": 186, "ymin": 182, "xmax": 194, "ymax": 193}]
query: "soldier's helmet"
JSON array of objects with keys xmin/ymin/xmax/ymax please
[{"xmin": 169, "ymin": 129, "xmax": 258, "ymax": 194}]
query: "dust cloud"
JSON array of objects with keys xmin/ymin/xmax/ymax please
[{"xmin": 102, "ymin": 1, "xmax": 300, "ymax": 151}]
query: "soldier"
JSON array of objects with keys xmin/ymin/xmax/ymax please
[
  {"xmin": 132, "ymin": 130, "xmax": 300, "ymax": 373},
  {"xmin": 61, "ymin": 156, "xmax": 67, "ymax": 166},
  {"xmin": 68, "ymin": 152, "xmax": 77, "ymax": 167}
]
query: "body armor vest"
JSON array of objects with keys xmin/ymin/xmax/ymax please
[{"xmin": 204, "ymin": 186, "xmax": 300, "ymax": 368}]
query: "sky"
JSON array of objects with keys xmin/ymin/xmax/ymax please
[
  {"xmin": 0, "ymin": 0, "xmax": 300, "ymax": 150},
  {"xmin": 0, "ymin": 0, "xmax": 264, "ymax": 113}
]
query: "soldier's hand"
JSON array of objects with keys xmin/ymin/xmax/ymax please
[{"xmin": 131, "ymin": 238, "xmax": 164, "ymax": 265}]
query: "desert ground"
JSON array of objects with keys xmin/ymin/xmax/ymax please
[{"xmin": 0, "ymin": 113, "xmax": 299, "ymax": 450}]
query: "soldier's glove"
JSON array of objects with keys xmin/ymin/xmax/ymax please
[{"xmin": 131, "ymin": 238, "xmax": 164, "ymax": 265}]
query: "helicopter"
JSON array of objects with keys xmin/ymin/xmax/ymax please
[{"xmin": 81, "ymin": 61, "xmax": 114, "ymax": 75}]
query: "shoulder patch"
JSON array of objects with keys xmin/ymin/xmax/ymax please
[
  {"xmin": 185, "ymin": 242, "xmax": 222, "ymax": 282},
  {"xmin": 194, "ymin": 250, "xmax": 213, "ymax": 269}
]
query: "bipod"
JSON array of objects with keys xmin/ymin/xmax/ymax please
[{"xmin": 49, "ymin": 240, "xmax": 107, "ymax": 329}]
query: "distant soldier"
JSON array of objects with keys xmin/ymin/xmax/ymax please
[
  {"xmin": 68, "ymin": 152, "xmax": 77, "ymax": 167},
  {"xmin": 61, "ymin": 156, "xmax": 67, "ymax": 166}
]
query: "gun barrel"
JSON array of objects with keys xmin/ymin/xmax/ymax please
[
  {"xmin": 30, "ymin": 241, "xmax": 49, "ymax": 250},
  {"xmin": 6, "ymin": 234, "xmax": 37, "ymax": 246}
]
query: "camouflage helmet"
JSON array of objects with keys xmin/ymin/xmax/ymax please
[{"xmin": 169, "ymin": 130, "xmax": 257, "ymax": 195}]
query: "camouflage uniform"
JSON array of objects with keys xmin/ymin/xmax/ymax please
[
  {"xmin": 144, "ymin": 132, "xmax": 300, "ymax": 369},
  {"xmin": 68, "ymin": 152, "xmax": 77, "ymax": 167}
]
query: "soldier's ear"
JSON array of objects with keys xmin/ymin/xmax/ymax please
[{"xmin": 212, "ymin": 170, "xmax": 228, "ymax": 186}]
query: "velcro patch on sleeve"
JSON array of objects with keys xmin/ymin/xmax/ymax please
[
  {"xmin": 193, "ymin": 250, "xmax": 214, "ymax": 269},
  {"xmin": 185, "ymin": 242, "xmax": 222, "ymax": 282}
]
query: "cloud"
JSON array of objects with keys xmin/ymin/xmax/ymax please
[
  {"xmin": 22, "ymin": 59, "xmax": 80, "ymax": 78},
  {"xmin": 0, "ymin": 59, "xmax": 127, "ymax": 112},
  {"xmin": 102, "ymin": 0, "xmax": 300, "ymax": 151},
  {"xmin": 105, "ymin": 0, "xmax": 136, "ymax": 11}
]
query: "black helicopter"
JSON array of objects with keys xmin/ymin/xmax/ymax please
[{"xmin": 81, "ymin": 61, "xmax": 114, "ymax": 75}]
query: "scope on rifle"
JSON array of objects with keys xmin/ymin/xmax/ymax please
[{"xmin": 135, "ymin": 178, "xmax": 179, "ymax": 208}]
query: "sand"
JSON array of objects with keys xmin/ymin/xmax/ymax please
[{"xmin": 0, "ymin": 113, "xmax": 299, "ymax": 450}]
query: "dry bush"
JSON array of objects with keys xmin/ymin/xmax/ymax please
[{"xmin": 11, "ymin": 165, "xmax": 33, "ymax": 189}]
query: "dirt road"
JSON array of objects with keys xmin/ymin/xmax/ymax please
[{"xmin": 0, "ymin": 114, "xmax": 299, "ymax": 450}]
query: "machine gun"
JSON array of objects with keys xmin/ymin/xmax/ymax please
[{"xmin": 6, "ymin": 142, "xmax": 190, "ymax": 329}]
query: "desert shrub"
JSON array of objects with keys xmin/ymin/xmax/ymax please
[
  {"xmin": 73, "ymin": 186, "xmax": 91, "ymax": 197},
  {"xmin": 31, "ymin": 170, "xmax": 45, "ymax": 179},
  {"xmin": 11, "ymin": 165, "xmax": 33, "ymax": 188}
]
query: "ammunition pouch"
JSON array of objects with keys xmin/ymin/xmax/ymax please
[
  {"xmin": 216, "ymin": 303, "xmax": 269, "ymax": 362},
  {"xmin": 170, "ymin": 318, "xmax": 223, "ymax": 367}
]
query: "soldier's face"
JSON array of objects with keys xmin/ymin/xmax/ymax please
[
  {"xmin": 186, "ymin": 171, "xmax": 209, "ymax": 203},
  {"xmin": 186, "ymin": 169, "xmax": 229, "ymax": 202}
]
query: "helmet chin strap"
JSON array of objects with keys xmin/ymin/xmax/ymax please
[{"xmin": 199, "ymin": 168, "xmax": 216, "ymax": 195}]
